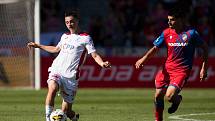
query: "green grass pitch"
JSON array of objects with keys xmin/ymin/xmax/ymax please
[{"xmin": 0, "ymin": 88, "xmax": 215, "ymax": 121}]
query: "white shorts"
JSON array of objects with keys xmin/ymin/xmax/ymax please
[{"xmin": 47, "ymin": 72, "xmax": 79, "ymax": 103}]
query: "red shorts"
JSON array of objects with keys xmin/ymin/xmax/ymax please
[{"xmin": 155, "ymin": 69, "xmax": 190, "ymax": 90}]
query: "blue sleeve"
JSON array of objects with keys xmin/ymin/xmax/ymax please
[
  {"xmin": 153, "ymin": 32, "xmax": 165, "ymax": 47},
  {"xmin": 190, "ymin": 29, "xmax": 204, "ymax": 46}
]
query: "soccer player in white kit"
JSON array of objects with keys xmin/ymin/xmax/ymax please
[{"xmin": 27, "ymin": 10, "xmax": 111, "ymax": 121}]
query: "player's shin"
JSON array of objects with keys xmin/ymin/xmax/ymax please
[
  {"xmin": 154, "ymin": 99, "xmax": 164, "ymax": 121},
  {"xmin": 45, "ymin": 105, "xmax": 54, "ymax": 121}
]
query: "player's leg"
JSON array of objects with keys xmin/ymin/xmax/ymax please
[
  {"xmin": 165, "ymin": 73, "xmax": 188, "ymax": 114},
  {"xmin": 165, "ymin": 85, "xmax": 182, "ymax": 114},
  {"xmin": 62, "ymin": 100, "xmax": 79, "ymax": 121},
  {"xmin": 45, "ymin": 79, "xmax": 59, "ymax": 121},
  {"xmin": 154, "ymin": 88, "xmax": 166, "ymax": 121},
  {"xmin": 154, "ymin": 69, "xmax": 169, "ymax": 121},
  {"xmin": 61, "ymin": 77, "xmax": 79, "ymax": 121}
]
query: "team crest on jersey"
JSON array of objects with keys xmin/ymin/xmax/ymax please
[
  {"xmin": 170, "ymin": 35, "xmax": 172, "ymax": 39},
  {"xmin": 182, "ymin": 34, "xmax": 188, "ymax": 41}
]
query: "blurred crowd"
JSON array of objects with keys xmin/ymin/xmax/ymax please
[{"xmin": 41, "ymin": 0, "xmax": 215, "ymax": 47}]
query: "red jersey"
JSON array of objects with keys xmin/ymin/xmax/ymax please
[{"xmin": 153, "ymin": 28, "xmax": 204, "ymax": 73}]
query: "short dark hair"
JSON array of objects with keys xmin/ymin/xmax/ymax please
[
  {"xmin": 64, "ymin": 9, "xmax": 80, "ymax": 20},
  {"xmin": 168, "ymin": 7, "xmax": 184, "ymax": 18},
  {"xmin": 168, "ymin": 0, "xmax": 192, "ymax": 18}
]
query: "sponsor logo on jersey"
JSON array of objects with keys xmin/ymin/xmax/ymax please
[
  {"xmin": 168, "ymin": 42, "xmax": 188, "ymax": 46},
  {"xmin": 62, "ymin": 43, "xmax": 74, "ymax": 50}
]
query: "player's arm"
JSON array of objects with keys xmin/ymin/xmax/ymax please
[
  {"xmin": 27, "ymin": 42, "xmax": 60, "ymax": 53},
  {"xmin": 135, "ymin": 46, "xmax": 159, "ymax": 69},
  {"xmin": 91, "ymin": 52, "xmax": 111, "ymax": 68},
  {"xmin": 135, "ymin": 31, "xmax": 165, "ymax": 69},
  {"xmin": 199, "ymin": 41, "xmax": 208, "ymax": 81}
]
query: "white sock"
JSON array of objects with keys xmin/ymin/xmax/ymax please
[{"xmin": 45, "ymin": 105, "xmax": 54, "ymax": 121}]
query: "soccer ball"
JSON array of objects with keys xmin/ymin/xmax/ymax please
[{"xmin": 50, "ymin": 109, "xmax": 67, "ymax": 121}]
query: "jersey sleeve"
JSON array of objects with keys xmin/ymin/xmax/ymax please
[
  {"xmin": 153, "ymin": 32, "xmax": 165, "ymax": 48},
  {"xmin": 190, "ymin": 29, "xmax": 204, "ymax": 46},
  {"xmin": 83, "ymin": 36, "xmax": 96, "ymax": 54},
  {"xmin": 56, "ymin": 34, "xmax": 64, "ymax": 48}
]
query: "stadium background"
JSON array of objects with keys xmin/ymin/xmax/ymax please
[
  {"xmin": 0, "ymin": 0, "xmax": 214, "ymax": 88},
  {"xmin": 0, "ymin": 0, "xmax": 215, "ymax": 121},
  {"xmin": 40, "ymin": 0, "xmax": 215, "ymax": 88}
]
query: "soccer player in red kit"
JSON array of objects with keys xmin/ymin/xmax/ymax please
[{"xmin": 135, "ymin": 5, "xmax": 208, "ymax": 121}]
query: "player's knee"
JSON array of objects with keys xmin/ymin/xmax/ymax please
[
  {"xmin": 49, "ymin": 86, "xmax": 58, "ymax": 93},
  {"xmin": 165, "ymin": 94, "xmax": 173, "ymax": 102},
  {"xmin": 48, "ymin": 87, "xmax": 58, "ymax": 97},
  {"xmin": 48, "ymin": 81, "xmax": 59, "ymax": 92}
]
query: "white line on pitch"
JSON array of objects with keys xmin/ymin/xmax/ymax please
[{"xmin": 168, "ymin": 112, "xmax": 215, "ymax": 121}]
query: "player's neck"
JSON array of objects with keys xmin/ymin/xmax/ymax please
[
  {"xmin": 69, "ymin": 27, "xmax": 80, "ymax": 34},
  {"xmin": 69, "ymin": 29, "xmax": 76, "ymax": 34}
]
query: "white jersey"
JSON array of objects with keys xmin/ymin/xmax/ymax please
[{"xmin": 48, "ymin": 33, "xmax": 96, "ymax": 79}]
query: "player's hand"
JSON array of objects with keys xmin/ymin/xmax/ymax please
[
  {"xmin": 102, "ymin": 61, "xmax": 111, "ymax": 68},
  {"xmin": 27, "ymin": 42, "xmax": 40, "ymax": 49},
  {"xmin": 200, "ymin": 69, "xmax": 207, "ymax": 82},
  {"xmin": 135, "ymin": 58, "xmax": 144, "ymax": 69}
]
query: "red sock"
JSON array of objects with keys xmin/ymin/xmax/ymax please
[
  {"xmin": 154, "ymin": 100, "xmax": 164, "ymax": 121},
  {"xmin": 155, "ymin": 107, "xmax": 163, "ymax": 121}
]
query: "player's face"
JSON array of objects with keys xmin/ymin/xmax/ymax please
[
  {"xmin": 65, "ymin": 16, "xmax": 79, "ymax": 30},
  {"xmin": 168, "ymin": 15, "xmax": 176, "ymax": 29}
]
